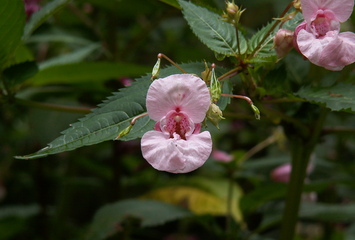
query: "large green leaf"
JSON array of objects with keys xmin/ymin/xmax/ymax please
[
  {"xmin": 178, "ymin": 0, "xmax": 246, "ymax": 57},
  {"xmin": 17, "ymin": 62, "xmax": 229, "ymax": 159},
  {"xmin": 30, "ymin": 62, "xmax": 151, "ymax": 85},
  {"xmin": 17, "ymin": 74, "xmax": 152, "ymax": 159},
  {"xmin": 0, "ymin": 0, "xmax": 25, "ymax": 70},
  {"xmin": 22, "ymin": 0, "xmax": 70, "ymax": 40},
  {"xmin": 296, "ymin": 83, "xmax": 355, "ymax": 113},
  {"xmin": 143, "ymin": 177, "xmax": 243, "ymax": 223},
  {"xmin": 246, "ymin": 12, "xmax": 303, "ymax": 63},
  {"xmin": 86, "ymin": 199, "xmax": 191, "ymax": 240}
]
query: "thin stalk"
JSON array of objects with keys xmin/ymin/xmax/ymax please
[
  {"xmin": 221, "ymin": 93, "xmax": 253, "ymax": 105},
  {"xmin": 226, "ymin": 175, "xmax": 234, "ymax": 240},
  {"xmin": 158, "ymin": 53, "xmax": 187, "ymax": 73},
  {"xmin": 279, "ymin": 137, "xmax": 309, "ymax": 240},
  {"xmin": 218, "ymin": 67, "xmax": 242, "ymax": 81},
  {"xmin": 235, "ymin": 26, "xmax": 241, "ymax": 56},
  {"xmin": 280, "ymin": 107, "xmax": 328, "ymax": 240}
]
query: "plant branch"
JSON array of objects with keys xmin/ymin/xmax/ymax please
[
  {"xmin": 158, "ymin": 53, "xmax": 187, "ymax": 73},
  {"xmin": 218, "ymin": 66, "xmax": 242, "ymax": 81},
  {"xmin": 280, "ymin": 107, "xmax": 328, "ymax": 240}
]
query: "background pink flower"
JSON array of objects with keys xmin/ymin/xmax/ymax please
[
  {"xmin": 211, "ymin": 149, "xmax": 233, "ymax": 163},
  {"xmin": 294, "ymin": 0, "xmax": 355, "ymax": 70},
  {"xmin": 23, "ymin": 0, "xmax": 41, "ymax": 21},
  {"xmin": 141, "ymin": 74, "xmax": 212, "ymax": 173}
]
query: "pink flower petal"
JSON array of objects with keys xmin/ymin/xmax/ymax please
[
  {"xmin": 318, "ymin": 32, "xmax": 355, "ymax": 70},
  {"xmin": 297, "ymin": 29, "xmax": 355, "ymax": 70},
  {"xmin": 141, "ymin": 130, "xmax": 212, "ymax": 173},
  {"xmin": 297, "ymin": 29, "xmax": 337, "ymax": 67},
  {"xmin": 146, "ymin": 74, "xmax": 210, "ymax": 123},
  {"xmin": 301, "ymin": 0, "xmax": 322, "ymax": 22},
  {"xmin": 301, "ymin": 0, "xmax": 354, "ymax": 22}
]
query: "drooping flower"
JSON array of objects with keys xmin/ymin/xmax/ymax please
[
  {"xmin": 141, "ymin": 74, "xmax": 212, "ymax": 173},
  {"xmin": 294, "ymin": 0, "xmax": 355, "ymax": 71}
]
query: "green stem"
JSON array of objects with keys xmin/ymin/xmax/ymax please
[
  {"xmin": 280, "ymin": 107, "xmax": 328, "ymax": 240},
  {"xmin": 226, "ymin": 175, "xmax": 234, "ymax": 239},
  {"xmin": 218, "ymin": 66, "xmax": 242, "ymax": 81}
]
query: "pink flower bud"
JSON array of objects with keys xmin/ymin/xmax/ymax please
[
  {"xmin": 212, "ymin": 150, "xmax": 233, "ymax": 163},
  {"xmin": 23, "ymin": 0, "xmax": 41, "ymax": 21},
  {"xmin": 274, "ymin": 29, "xmax": 294, "ymax": 58},
  {"xmin": 271, "ymin": 162, "xmax": 313, "ymax": 183}
]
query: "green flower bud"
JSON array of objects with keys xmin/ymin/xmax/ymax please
[
  {"xmin": 210, "ymin": 68, "xmax": 222, "ymax": 103},
  {"xmin": 206, "ymin": 103, "xmax": 225, "ymax": 129},
  {"xmin": 151, "ymin": 57, "xmax": 161, "ymax": 80},
  {"xmin": 116, "ymin": 124, "xmax": 133, "ymax": 139}
]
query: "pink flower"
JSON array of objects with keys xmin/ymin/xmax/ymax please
[
  {"xmin": 23, "ymin": 0, "xmax": 41, "ymax": 21},
  {"xmin": 141, "ymin": 74, "xmax": 212, "ymax": 173},
  {"xmin": 271, "ymin": 162, "xmax": 313, "ymax": 183},
  {"xmin": 294, "ymin": 0, "xmax": 355, "ymax": 71}
]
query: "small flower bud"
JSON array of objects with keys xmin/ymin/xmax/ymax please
[
  {"xmin": 210, "ymin": 67, "xmax": 222, "ymax": 103},
  {"xmin": 274, "ymin": 29, "xmax": 294, "ymax": 58},
  {"xmin": 206, "ymin": 103, "xmax": 225, "ymax": 128},
  {"xmin": 151, "ymin": 57, "xmax": 161, "ymax": 80},
  {"xmin": 293, "ymin": 0, "xmax": 302, "ymax": 11},
  {"xmin": 226, "ymin": 1, "xmax": 239, "ymax": 17},
  {"xmin": 251, "ymin": 104, "xmax": 261, "ymax": 120},
  {"xmin": 201, "ymin": 61, "xmax": 211, "ymax": 82},
  {"xmin": 116, "ymin": 125, "xmax": 133, "ymax": 139},
  {"xmin": 221, "ymin": 1, "xmax": 246, "ymax": 25}
]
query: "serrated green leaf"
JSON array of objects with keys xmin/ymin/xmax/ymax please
[
  {"xmin": 86, "ymin": 199, "xmax": 191, "ymax": 240},
  {"xmin": 16, "ymin": 75, "xmax": 153, "ymax": 159},
  {"xmin": 282, "ymin": 12, "xmax": 304, "ymax": 31},
  {"xmin": 22, "ymin": 0, "xmax": 70, "ymax": 40},
  {"xmin": 178, "ymin": 0, "xmax": 246, "ymax": 56},
  {"xmin": 296, "ymin": 83, "xmax": 355, "ymax": 113},
  {"xmin": 17, "ymin": 62, "xmax": 234, "ymax": 159},
  {"xmin": 247, "ymin": 12, "xmax": 303, "ymax": 62},
  {"xmin": 247, "ymin": 21, "xmax": 277, "ymax": 60},
  {"xmin": 0, "ymin": 0, "xmax": 26, "ymax": 70},
  {"xmin": 30, "ymin": 62, "xmax": 151, "ymax": 85}
]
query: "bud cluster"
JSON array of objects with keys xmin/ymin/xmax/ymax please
[{"xmin": 221, "ymin": 1, "xmax": 246, "ymax": 26}]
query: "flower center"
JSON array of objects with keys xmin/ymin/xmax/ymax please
[
  {"xmin": 311, "ymin": 16, "xmax": 330, "ymax": 37},
  {"xmin": 159, "ymin": 110, "xmax": 194, "ymax": 140}
]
